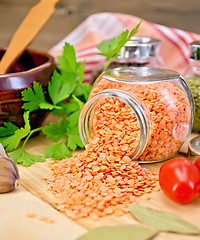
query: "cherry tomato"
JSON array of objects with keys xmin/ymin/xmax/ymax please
[
  {"xmin": 159, "ymin": 158, "xmax": 200, "ymax": 204},
  {"xmin": 194, "ymin": 156, "xmax": 200, "ymax": 173}
]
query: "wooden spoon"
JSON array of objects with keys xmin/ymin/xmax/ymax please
[{"xmin": 0, "ymin": 0, "xmax": 60, "ymax": 74}]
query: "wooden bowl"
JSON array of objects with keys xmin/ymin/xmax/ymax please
[{"xmin": 0, "ymin": 48, "xmax": 55, "ymax": 129}]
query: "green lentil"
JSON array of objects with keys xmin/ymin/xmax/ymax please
[{"xmin": 187, "ymin": 75, "xmax": 200, "ymax": 132}]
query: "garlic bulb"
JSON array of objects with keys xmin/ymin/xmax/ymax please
[{"xmin": 0, "ymin": 144, "xmax": 20, "ymax": 193}]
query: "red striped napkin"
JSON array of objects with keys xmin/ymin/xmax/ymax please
[{"xmin": 49, "ymin": 12, "xmax": 200, "ymax": 83}]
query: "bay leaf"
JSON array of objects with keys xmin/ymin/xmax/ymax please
[
  {"xmin": 128, "ymin": 205, "xmax": 200, "ymax": 235},
  {"xmin": 77, "ymin": 224, "xmax": 158, "ymax": 240}
]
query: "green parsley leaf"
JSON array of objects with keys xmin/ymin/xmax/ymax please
[
  {"xmin": 0, "ymin": 122, "xmax": 19, "ymax": 137},
  {"xmin": 0, "ymin": 112, "xmax": 31, "ymax": 152},
  {"xmin": 73, "ymin": 85, "xmax": 84, "ymax": 97},
  {"xmin": 66, "ymin": 108, "xmax": 83, "ymax": 151},
  {"xmin": 97, "ymin": 20, "xmax": 142, "ymax": 71},
  {"xmin": 72, "ymin": 95, "xmax": 85, "ymax": 110},
  {"xmin": 74, "ymin": 83, "xmax": 92, "ymax": 101},
  {"xmin": 51, "ymin": 96, "xmax": 82, "ymax": 117},
  {"xmin": 22, "ymin": 81, "xmax": 48, "ymax": 112},
  {"xmin": 57, "ymin": 42, "xmax": 85, "ymax": 84},
  {"xmin": 63, "ymin": 98, "xmax": 80, "ymax": 115},
  {"xmin": 45, "ymin": 140, "xmax": 72, "ymax": 159},
  {"xmin": 48, "ymin": 71, "xmax": 76, "ymax": 105},
  {"xmin": 67, "ymin": 109, "xmax": 81, "ymax": 128},
  {"xmin": 50, "ymin": 101, "xmax": 70, "ymax": 116},
  {"xmin": 39, "ymin": 102, "xmax": 60, "ymax": 110},
  {"xmin": 76, "ymin": 60, "xmax": 85, "ymax": 84},
  {"xmin": 57, "ymin": 42, "xmax": 77, "ymax": 74},
  {"xmin": 0, "ymin": 135, "xmax": 21, "ymax": 152},
  {"xmin": 80, "ymin": 83, "xmax": 92, "ymax": 101},
  {"xmin": 43, "ymin": 118, "xmax": 68, "ymax": 142},
  {"xmin": 9, "ymin": 147, "xmax": 45, "ymax": 167},
  {"xmin": 15, "ymin": 111, "xmax": 31, "ymax": 139},
  {"xmin": 67, "ymin": 133, "xmax": 83, "ymax": 150}
]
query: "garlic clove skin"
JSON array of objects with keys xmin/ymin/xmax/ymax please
[
  {"xmin": 0, "ymin": 143, "xmax": 8, "ymax": 158},
  {"xmin": 0, "ymin": 144, "xmax": 20, "ymax": 193}
]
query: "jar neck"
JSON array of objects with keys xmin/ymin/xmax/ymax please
[
  {"xmin": 114, "ymin": 56, "xmax": 149, "ymax": 63},
  {"xmin": 79, "ymin": 89, "xmax": 150, "ymax": 160}
]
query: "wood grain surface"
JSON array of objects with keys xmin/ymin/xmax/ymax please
[
  {"xmin": 0, "ymin": 0, "xmax": 200, "ymax": 51},
  {"xmin": 0, "ymin": 186, "xmax": 86, "ymax": 240}
]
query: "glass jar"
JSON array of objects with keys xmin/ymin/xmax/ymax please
[
  {"xmin": 91, "ymin": 37, "xmax": 161, "ymax": 83},
  {"xmin": 184, "ymin": 41, "xmax": 200, "ymax": 133},
  {"xmin": 79, "ymin": 67, "xmax": 194, "ymax": 163}
]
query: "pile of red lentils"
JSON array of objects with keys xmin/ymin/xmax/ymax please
[{"xmin": 47, "ymin": 78, "xmax": 190, "ymax": 220}]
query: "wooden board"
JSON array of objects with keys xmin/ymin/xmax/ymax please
[
  {"xmin": 0, "ymin": 186, "xmax": 86, "ymax": 240},
  {"xmin": 10, "ymin": 128, "xmax": 200, "ymax": 240}
]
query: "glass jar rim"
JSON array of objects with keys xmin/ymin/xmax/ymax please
[
  {"xmin": 100, "ymin": 67, "xmax": 180, "ymax": 84},
  {"xmin": 79, "ymin": 89, "xmax": 150, "ymax": 160}
]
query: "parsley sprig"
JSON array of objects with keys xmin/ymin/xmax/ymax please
[
  {"xmin": 0, "ymin": 43, "xmax": 91, "ymax": 165},
  {"xmin": 0, "ymin": 111, "xmax": 44, "ymax": 166},
  {"xmin": 97, "ymin": 20, "xmax": 142, "ymax": 72},
  {"xmin": 0, "ymin": 23, "xmax": 141, "ymax": 166}
]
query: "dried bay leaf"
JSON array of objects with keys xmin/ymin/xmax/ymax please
[
  {"xmin": 77, "ymin": 224, "xmax": 158, "ymax": 240},
  {"xmin": 128, "ymin": 205, "xmax": 200, "ymax": 235}
]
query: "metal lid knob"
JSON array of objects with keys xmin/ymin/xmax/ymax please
[{"xmin": 116, "ymin": 37, "xmax": 161, "ymax": 61}]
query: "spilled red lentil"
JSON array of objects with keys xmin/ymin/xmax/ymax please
[
  {"xmin": 26, "ymin": 213, "xmax": 55, "ymax": 224},
  {"xmin": 48, "ymin": 154, "xmax": 158, "ymax": 220},
  {"xmin": 47, "ymin": 79, "xmax": 190, "ymax": 220}
]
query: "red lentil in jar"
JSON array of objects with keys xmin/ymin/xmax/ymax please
[{"xmin": 79, "ymin": 67, "xmax": 194, "ymax": 163}]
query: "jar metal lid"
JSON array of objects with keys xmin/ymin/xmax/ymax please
[
  {"xmin": 190, "ymin": 41, "xmax": 200, "ymax": 60},
  {"xmin": 116, "ymin": 37, "xmax": 161, "ymax": 60}
]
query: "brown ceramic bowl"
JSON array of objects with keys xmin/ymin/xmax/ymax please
[{"xmin": 0, "ymin": 48, "xmax": 55, "ymax": 129}]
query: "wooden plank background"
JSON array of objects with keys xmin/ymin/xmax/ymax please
[{"xmin": 0, "ymin": 0, "xmax": 200, "ymax": 51}]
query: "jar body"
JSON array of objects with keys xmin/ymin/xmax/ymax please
[
  {"xmin": 80, "ymin": 67, "xmax": 193, "ymax": 163},
  {"xmin": 184, "ymin": 59, "xmax": 200, "ymax": 133}
]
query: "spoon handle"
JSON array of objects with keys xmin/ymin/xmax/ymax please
[{"xmin": 0, "ymin": 0, "xmax": 59, "ymax": 74}]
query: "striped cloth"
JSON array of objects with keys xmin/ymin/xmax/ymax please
[{"xmin": 49, "ymin": 12, "xmax": 200, "ymax": 83}]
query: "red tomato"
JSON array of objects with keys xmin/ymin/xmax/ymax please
[
  {"xmin": 159, "ymin": 158, "xmax": 200, "ymax": 204},
  {"xmin": 194, "ymin": 156, "xmax": 200, "ymax": 173}
]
